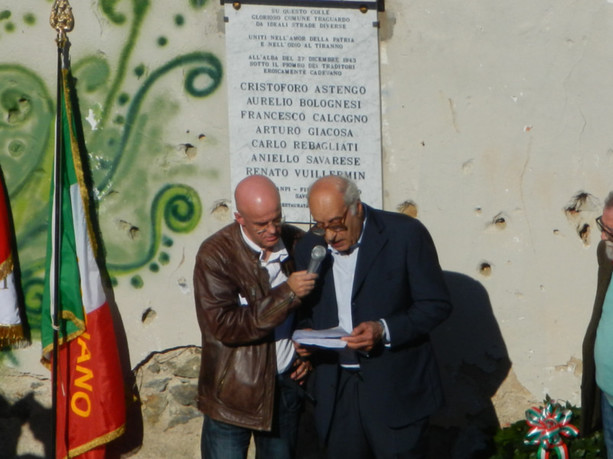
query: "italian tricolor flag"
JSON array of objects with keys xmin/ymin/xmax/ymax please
[
  {"xmin": 0, "ymin": 170, "xmax": 25, "ymax": 348},
  {"xmin": 41, "ymin": 67, "xmax": 126, "ymax": 458}
]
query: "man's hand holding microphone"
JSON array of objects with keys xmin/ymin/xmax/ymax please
[{"xmin": 286, "ymin": 245, "xmax": 326, "ymax": 298}]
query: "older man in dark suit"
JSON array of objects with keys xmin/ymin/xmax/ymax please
[{"xmin": 294, "ymin": 176, "xmax": 452, "ymax": 459}]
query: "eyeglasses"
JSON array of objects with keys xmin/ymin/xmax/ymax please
[
  {"xmin": 596, "ymin": 216, "xmax": 613, "ymax": 240},
  {"xmin": 310, "ymin": 208, "xmax": 349, "ymax": 237},
  {"xmin": 254, "ymin": 216, "xmax": 285, "ymax": 235}
]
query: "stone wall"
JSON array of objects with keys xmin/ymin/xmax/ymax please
[
  {"xmin": 0, "ymin": 344, "xmax": 521, "ymax": 457},
  {"xmin": 0, "ymin": 346, "xmax": 326, "ymax": 458}
]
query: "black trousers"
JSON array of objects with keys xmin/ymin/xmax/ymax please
[{"xmin": 325, "ymin": 368, "xmax": 429, "ymax": 459}]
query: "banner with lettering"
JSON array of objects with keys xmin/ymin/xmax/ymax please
[
  {"xmin": 41, "ymin": 67, "xmax": 125, "ymax": 458},
  {"xmin": 225, "ymin": 1, "xmax": 383, "ymax": 222},
  {"xmin": 0, "ymin": 168, "xmax": 26, "ymax": 349}
]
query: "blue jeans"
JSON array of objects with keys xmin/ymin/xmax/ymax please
[
  {"xmin": 602, "ymin": 394, "xmax": 613, "ymax": 459},
  {"xmin": 201, "ymin": 373, "xmax": 304, "ymax": 459}
]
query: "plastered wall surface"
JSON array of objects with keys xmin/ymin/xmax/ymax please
[
  {"xmin": 2, "ymin": 0, "xmax": 612, "ymax": 427},
  {"xmin": 380, "ymin": 0, "xmax": 613, "ymax": 406}
]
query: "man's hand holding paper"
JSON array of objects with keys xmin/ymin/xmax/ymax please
[{"xmin": 292, "ymin": 326, "xmax": 350, "ymax": 349}]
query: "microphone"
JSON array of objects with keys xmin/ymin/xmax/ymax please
[{"xmin": 307, "ymin": 245, "xmax": 326, "ymax": 274}]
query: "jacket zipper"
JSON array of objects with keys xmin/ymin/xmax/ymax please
[{"xmin": 216, "ymin": 349, "xmax": 234, "ymax": 396}]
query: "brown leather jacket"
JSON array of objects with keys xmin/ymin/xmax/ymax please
[{"xmin": 193, "ymin": 222, "xmax": 303, "ymax": 431}]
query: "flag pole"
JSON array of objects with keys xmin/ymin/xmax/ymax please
[{"xmin": 49, "ymin": 2, "xmax": 73, "ymax": 457}]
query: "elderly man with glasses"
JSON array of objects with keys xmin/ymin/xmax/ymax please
[
  {"xmin": 582, "ymin": 191, "xmax": 613, "ymax": 458},
  {"xmin": 193, "ymin": 175, "xmax": 318, "ymax": 459},
  {"xmin": 294, "ymin": 176, "xmax": 452, "ymax": 458}
]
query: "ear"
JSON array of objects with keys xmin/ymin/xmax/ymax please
[
  {"xmin": 355, "ymin": 201, "xmax": 363, "ymax": 217},
  {"xmin": 234, "ymin": 212, "xmax": 245, "ymax": 226}
]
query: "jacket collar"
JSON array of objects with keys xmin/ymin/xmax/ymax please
[
  {"xmin": 239, "ymin": 223, "xmax": 289, "ymax": 263},
  {"xmin": 352, "ymin": 204, "xmax": 388, "ymax": 298}
]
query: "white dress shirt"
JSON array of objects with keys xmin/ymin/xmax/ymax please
[
  {"xmin": 240, "ymin": 226, "xmax": 295, "ymax": 374},
  {"xmin": 329, "ymin": 213, "xmax": 390, "ymax": 367}
]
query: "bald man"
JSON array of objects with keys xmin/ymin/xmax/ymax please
[
  {"xmin": 295, "ymin": 176, "xmax": 451, "ymax": 458},
  {"xmin": 194, "ymin": 175, "xmax": 317, "ymax": 459}
]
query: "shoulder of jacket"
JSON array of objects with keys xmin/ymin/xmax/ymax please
[
  {"xmin": 295, "ymin": 228, "xmax": 325, "ymax": 250},
  {"xmin": 366, "ymin": 205, "xmax": 424, "ymax": 231},
  {"xmin": 281, "ymin": 223, "xmax": 305, "ymax": 241},
  {"xmin": 197, "ymin": 223, "xmax": 244, "ymax": 260},
  {"xmin": 597, "ymin": 240, "xmax": 613, "ymax": 268}
]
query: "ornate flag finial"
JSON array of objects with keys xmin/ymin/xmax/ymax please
[{"xmin": 50, "ymin": 0, "xmax": 74, "ymax": 46}]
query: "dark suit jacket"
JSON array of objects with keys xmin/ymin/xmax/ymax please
[
  {"xmin": 295, "ymin": 204, "xmax": 452, "ymax": 440},
  {"xmin": 581, "ymin": 240, "xmax": 613, "ymax": 435}
]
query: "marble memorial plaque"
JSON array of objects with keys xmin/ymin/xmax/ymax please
[{"xmin": 225, "ymin": 1, "xmax": 382, "ymax": 222}]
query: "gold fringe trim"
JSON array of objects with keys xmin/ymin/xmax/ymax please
[
  {"xmin": 0, "ymin": 254, "xmax": 13, "ymax": 282},
  {"xmin": 64, "ymin": 423, "xmax": 126, "ymax": 459},
  {"xmin": 0, "ymin": 324, "xmax": 28, "ymax": 349},
  {"xmin": 61, "ymin": 69, "xmax": 99, "ymax": 256},
  {"xmin": 61, "ymin": 309, "xmax": 86, "ymax": 331},
  {"xmin": 40, "ymin": 314, "xmax": 86, "ymax": 368}
]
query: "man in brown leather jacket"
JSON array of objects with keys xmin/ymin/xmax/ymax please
[{"xmin": 194, "ymin": 175, "xmax": 317, "ymax": 459}]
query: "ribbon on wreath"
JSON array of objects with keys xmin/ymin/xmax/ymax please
[{"xmin": 524, "ymin": 400, "xmax": 579, "ymax": 459}]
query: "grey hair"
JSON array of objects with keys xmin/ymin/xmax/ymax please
[
  {"xmin": 307, "ymin": 176, "xmax": 361, "ymax": 214},
  {"xmin": 341, "ymin": 178, "xmax": 361, "ymax": 215},
  {"xmin": 605, "ymin": 191, "xmax": 613, "ymax": 209}
]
